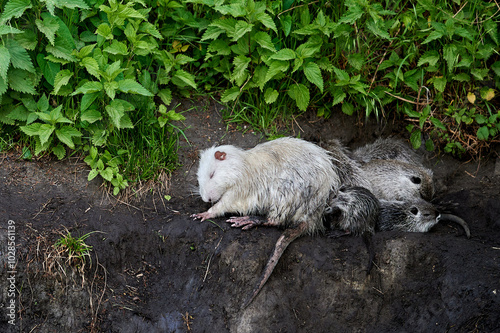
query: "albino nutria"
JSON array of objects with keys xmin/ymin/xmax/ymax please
[{"xmin": 192, "ymin": 137, "xmax": 340, "ymax": 308}]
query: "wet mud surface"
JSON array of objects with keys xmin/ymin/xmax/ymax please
[{"xmin": 1, "ymin": 99, "xmax": 500, "ymax": 332}]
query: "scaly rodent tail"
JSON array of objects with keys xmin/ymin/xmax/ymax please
[
  {"xmin": 241, "ymin": 221, "xmax": 308, "ymax": 309},
  {"xmin": 362, "ymin": 232, "xmax": 375, "ymax": 275}
]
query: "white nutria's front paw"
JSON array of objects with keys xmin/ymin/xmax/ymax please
[{"xmin": 191, "ymin": 212, "xmax": 213, "ymax": 221}]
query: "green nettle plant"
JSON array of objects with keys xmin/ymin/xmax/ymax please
[{"xmin": 0, "ymin": 0, "xmax": 192, "ymax": 193}]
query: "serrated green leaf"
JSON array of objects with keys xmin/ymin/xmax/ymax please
[
  {"xmin": 117, "ymin": 79, "xmax": 153, "ymax": 96},
  {"xmin": 471, "ymin": 68, "xmax": 489, "ymax": 81},
  {"xmin": 104, "ymin": 81, "xmax": 118, "ymax": 100},
  {"xmin": 303, "ymin": 62, "xmax": 323, "ymax": 93},
  {"xmin": 0, "ymin": 0, "xmax": 32, "ymax": 23},
  {"xmin": 96, "ymin": 23, "xmax": 113, "ymax": 40},
  {"xmin": 140, "ymin": 22, "xmax": 163, "ymax": 39},
  {"xmin": 166, "ymin": 109, "xmax": 185, "ymax": 121},
  {"xmin": 158, "ymin": 88, "xmax": 172, "ymax": 105},
  {"xmin": 0, "ymin": 25, "xmax": 23, "ymax": 36},
  {"xmin": 80, "ymin": 92, "xmax": 99, "ymax": 112},
  {"xmin": 254, "ymin": 31, "xmax": 275, "ymax": 52},
  {"xmin": 332, "ymin": 89, "xmax": 346, "ymax": 106},
  {"xmin": 257, "ymin": 12, "xmax": 277, "ymax": 33},
  {"xmin": 42, "ymin": 0, "xmax": 89, "ymax": 15},
  {"xmin": 20, "ymin": 122, "xmax": 42, "ymax": 136},
  {"xmin": 201, "ymin": 25, "xmax": 225, "ymax": 41},
  {"xmin": 270, "ymin": 48, "xmax": 296, "ymax": 61},
  {"xmin": 443, "ymin": 44, "xmax": 458, "ymax": 73},
  {"xmin": 71, "ymin": 81, "xmax": 103, "ymax": 95},
  {"xmin": 410, "ymin": 130, "xmax": 422, "ymax": 149},
  {"xmin": 105, "ymin": 104, "xmax": 124, "ymax": 129},
  {"xmin": 81, "ymin": 109, "xmax": 102, "ymax": 123},
  {"xmin": 280, "ymin": 15, "xmax": 292, "ymax": 37},
  {"xmin": 252, "ymin": 65, "xmax": 268, "ymax": 91},
  {"xmin": 75, "ymin": 44, "xmax": 96, "ymax": 59},
  {"xmin": 34, "ymin": 135, "xmax": 52, "ymax": 155},
  {"xmin": 422, "ymin": 30, "xmax": 444, "ymax": 44},
  {"xmin": 232, "ymin": 55, "xmax": 250, "ymax": 82},
  {"xmin": 430, "ymin": 117, "xmax": 446, "ymax": 130},
  {"xmin": 417, "ymin": 50, "xmax": 440, "ymax": 67},
  {"xmin": 292, "ymin": 57, "xmax": 303, "ymax": 74},
  {"xmin": 264, "ymin": 88, "xmax": 279, "ymax": 104},
  {"xmin": 454, "ymin": 27, "xmax": 475, "ymax": 41},
  {"xmin": 35, "ymin": 16, "xmax": 59, "ymax": 46},
  {"xmin": 265, "ymin": 60, "xmax": 289, "ymax": 83},
  {"xmin": 347, "ymin": 53, "xmax": 364, "ymax": 71},
  {"xmin": 37, "ymin": 94, "xmax": 49, "ymax": 112},
  {"xmin": 100, "ymin": 167, "xmax": 114, "ymax": 182},
  {"xmin": 119, "ymin": 114, "xmax": 134, "ymax": 128},
  {"xmin": 229, "ymin": 21, "xmax": 253, "ymax": 41},
  {"xmin": 8, "ymin": 68, "xmax": 37, "ymax": 94},
  {"xmin": 46, "ymin": 42, "xmax": 76, "ymax": 62},
  {"xmin": 6, "ymin": 38, "xmax": 35, "ymax": 73},
  {"xmin": 221, "ymin": 86, "xmax": 240, "ymax": 103},
  {"xmin": 38, "ymin": 123, "xmax": 55, "ymax": 146},
  {"xmin": 175, "ymin": 54, "xmax": 195, "ymax": 65},
  {"xmin": 432, "ymin": 76, "xmax": 447, "ymax": 93},
  {"xmin": 288, "ymin": 83, "xmax": 309, "ymax": 111},
  {"xmin": 6, "ymin": 105, "xmax": 29, "ymax": 121},
  {"xmin": 55, "ymin": 125, "xmax": 82, "ymax": 149},
  {"xmin": 366, "ymin": 18, "xmax": 390, "ymax": 39},
  {"xmin": 36, "ymin": 54, "xmax": 60, "ymax": 86},
  {"xmin": 477, "ymin": 126, "xmax": 489, "ymax": 140},
  {"xmin": 208, "ymin": 39, "xmax": 231, "ymax": 55},
  {"xmin": 0, "ymin": 76, "xmax": 7, "ymax": 95},
  {"xmin": 333, "ymin": 66, "xmax": 350, "ymax": 82},
  {"xmin": 338, "ymin": 4, "xmax": 363, "ymax": 24},
  {"xmin": 103, "ymin": 40, "xmax": 128, "ymax": 55},
  {"xmin": 341, "ymin": 102, "xmax": 354, "ymax": 115},
  {"xmin": 452, "ymin": 73, "xmax": 470, "ymax": 82},
  {"xmin": 53, "ymin": 69, "xmax": 72, "ymax": 95},
  {"xmin": 52, "ymin": 144, "xmax": 66, "ymax": 160},
  {"xmin": 81, "ymin": 57, "xmax": 100, "ymax": 79},
  {"xmin": 475, "ymin": 114, "xmax": 487, "ymax": 124},
  {"xmin": 172, "ymin": 70, "xmax": 196, "ymax": 89},
  {"xmin": 0, "ymin": 46, "xmax": 11, "ymax": 81},
  {"xmin": 112, "ymin": 99, "xmax": 134, "ymax": 112}
]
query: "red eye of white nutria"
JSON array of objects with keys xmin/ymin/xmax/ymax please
[{"xmin": 209, "ymin": 171, "xmax": 215, "ymax": 179}]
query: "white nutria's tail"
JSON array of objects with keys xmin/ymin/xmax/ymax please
[{"xmin": 241, "ymin": 221, "xmax": 308, "ymax": 309}]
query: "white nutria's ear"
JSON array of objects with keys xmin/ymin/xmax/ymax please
[{"xmin": 214, "ymin": 151, "xmax": 226, "ymax": 161}]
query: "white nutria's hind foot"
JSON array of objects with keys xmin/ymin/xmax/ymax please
[{"xmin": 227, "ymin": 216, "xmax": 278, "ymax": 230}]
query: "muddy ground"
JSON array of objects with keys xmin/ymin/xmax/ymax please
[{"xmin": 1, "ymin": 98, "xmax": 499, "ymax": 332}]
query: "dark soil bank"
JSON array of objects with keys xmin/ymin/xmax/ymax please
[{"xmin": 1, "ymin": 100, "xmax": 500, "ymax": 332}]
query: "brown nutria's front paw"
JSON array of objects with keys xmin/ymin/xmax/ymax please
[
  {"xmin": 226, "ymin": 216, "xmax": 263, "ymax": 230},
  {"xmin": 191, "ymin": 212, "xmax": 212, "ymax": 221}
]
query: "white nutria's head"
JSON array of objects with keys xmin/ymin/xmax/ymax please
[{"xmin": 197, "ymin": 144, "xmax": 245, "ymax": 203}]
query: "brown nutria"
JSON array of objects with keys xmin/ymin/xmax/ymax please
[
  {"xmin": 191, "ymin": 137, "xmax": 341, "ymax": 308},
  {"xmin": 378, "ymin": 199, "xmax": 470, "ymax": 237},
  {"xmin": 322, "ymin": 139, "xmax": 373, "ymax": 191},
  {"xmin": 352, "ymin": 137, "xmax": 423, "ymax": 165},
  {"xmin": 361, "ymin": 159, "xmax": 435, "ymax": 201}
]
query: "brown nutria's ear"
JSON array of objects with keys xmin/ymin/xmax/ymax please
[{"xmin": 215, "ymin": 151, "xmax": 226, "ymax": 161}]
